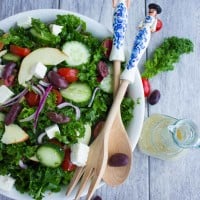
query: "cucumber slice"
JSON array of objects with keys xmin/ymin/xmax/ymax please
[
  {"xmin": 99, "ymin": 73, "xmax": 113, "ymax": 93},
  {"xmin": 36, "ymin": 143, "xmax": 64, "ymax": 168},
  {"xmin": 2, "ymin": 53, "xmax": 21, "ymax": 62},
  {"xmin": 61, "ymin": 82, "xmax": 92, "ymax": 106},
  {"xmin": 62, "ymin": 41, "xmax": 90, "ymax": 66},
  {"xmin": 77, "ymin": 124, "xmax": 91, "ymax": 145}
]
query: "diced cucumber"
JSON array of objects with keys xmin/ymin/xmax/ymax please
[
  {"xmin": 62, "ymin": 41, "xmax": 90, "ymax": 66},
  {"xmin": 2, "ymin": 53, "xmax": 21, "ymax": 62},
  {"xmin": 77, "ymin": 124, "xmax": 91, "ymax": 145},
  {"xmin": 61, "ymin": 82, "xmax": 92, "ymax": 106},
  {"xmin": 36, "ymin": 143, "xmax": 64, "ymax": 168},
  {"xmin": 99, "ymin": 73, "xmax": 113, "ymax": 93}
]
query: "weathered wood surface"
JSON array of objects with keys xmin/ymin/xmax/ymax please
[{"xmin": 0, "ymin": 0, "xmax": 200, "ymax": 199}]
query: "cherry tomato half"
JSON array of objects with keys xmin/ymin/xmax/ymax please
[
  {"xmin": 25, "ymin": 91, "xmax": 40, "ymax": 107},
  {"xmin": 0, "ymin": 42, "xmax": 4, "ymax": 51},
  {"xmin": 102, "ymin": 38, "xmax": 113, "ymax": 58},
  {"xmin": 142, "ymin": 77, "xmax": 151, "ymax": 97},
  {"xmin": 61, "ymin": 148, "xmax": 76, "ymax": 171},
  {"xmin": 51, "ymin": 89, "xmax": 63, "ymax": 105},
  {"xmin": 156, "ymin": 19, "xmax": 163, "ymax": 32},
  {"xmin": 57, "ymin": 68, "xmax": 79, "ymax": 83},
  {"xmin": 10, "ymin": 45, "xmax": 31, "ymax": 57}
]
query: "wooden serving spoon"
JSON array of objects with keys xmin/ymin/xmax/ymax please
[
  {"xmin": 102, "ymin": 0, "xmax": 132, "ymax": 186},
  {"xmin": 102, "ymin": 60, "xmax": 133, "ymax": 186}
]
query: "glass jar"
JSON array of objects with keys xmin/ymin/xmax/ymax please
[{"xmin": 138, "ymin": 114, "xmax": 199, "ymax": 160}]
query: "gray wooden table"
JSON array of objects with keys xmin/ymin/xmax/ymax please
[{"xmin": 1, "ymin": 0, "xmax": 200, "ymax": 199}]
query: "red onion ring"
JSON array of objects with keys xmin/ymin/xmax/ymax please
[
  {"xmin": 88, "ymin": 87, "xmax": 100, "ymax": 107},
  {"xmin": 37, "ymin": 132, "xmax": 47, "ymax": 144},
  {"xmin": 57, "ymin": 102, "xmax": 81, "ymax": 120}
]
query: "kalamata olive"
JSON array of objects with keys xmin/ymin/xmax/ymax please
[
  {"xmin": 108, "ymin": 153, "xmax": 129, "ymax": 167},
  {"xmin": 92, "ymin": 196, "xmax": 102, "ymax": 200},
  {"xmin": 97, "ymin": 61, "xmax": 109, "ymax": 78},
  {"xmin": 147, "ymin": 89, "xmax": 161, "ymax": 105},
  {"xmin": 47, "ymin": 112, "xmax": 70, "ymax": 124},
  {"xmin": 2, "ymin": 62, "xmax": 16, "ymax": 79},
  {"xmin": 93, "ymin": 121, "xmax": 105, "ymax": 138},
  {"xmin": 48, "ymin": 71, "xmax": 68, "ymax": 89},
  {"xmin": 5, "ymin": 102, "xmax": 22, "ymax": 125},
  {"xmin": 102, "ymin": 38, "xmax": 113, "ymax": 58}
]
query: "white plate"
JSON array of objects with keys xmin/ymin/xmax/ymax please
[{"xmin": 0, "ymin": 9, "xmax": 145, "ymax": 200}]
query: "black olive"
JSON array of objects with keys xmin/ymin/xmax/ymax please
[{"xmin": 147, "ymin": 89, "xmax": 161, "ymax": 105}]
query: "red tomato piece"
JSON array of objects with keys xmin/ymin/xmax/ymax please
[
  {"xmin": 10, "ymin": 45, "xmax": 31, "ymax": 57},
  {"xmin": 57, "ymin": 68, "xmax": 79, "ymax": 83},
  {"xmin": 156, "ymin": 19, "xmax": 163, "ymax": 32},
  {"xmin": 51, "ymin": 88, "xmax": 63, "ymax": 105},
  {"xmin": 25, "ymin": 91, "xmax": 40, "ymax": 107},
  {"xmin": 61, "ymin": 148, "xmax": 76, "ymax": 171},
  {"xmin": 0, "ymin": 42, "xmax": 4, "ymax": 51},
  {"xmin": 102, "ymin": 38, "xmax": 113, "ymax": 58},
  {"xmin": 142, "ymin": 77, "xmax": 151, "ymax": 97}
]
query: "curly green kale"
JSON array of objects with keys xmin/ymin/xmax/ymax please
[{"xmin": 142, "ymin": 36, "xmax": 193, "ymax": 79}]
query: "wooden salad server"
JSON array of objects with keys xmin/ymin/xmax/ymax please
[{"xmin": 103, "ymin": 0, "xmax": 133, "ymax": 186}]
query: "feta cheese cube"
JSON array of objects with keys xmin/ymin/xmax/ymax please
[
  {"xmin": 32, "ymin": 62, "xmax": 47, "ymax": 79},
  {"xmin": 0, "ymin": 64, "xmax": 5, "ymax": 77},
  {"xmin": 70, "ymin": 143, "xmax": 90, "ymax": 167},
  {"xmin": 0, "ymin": 85, "xmax": 14, "ymax": 104},
  {"xmin": 49, "ymin": 24, "xmax": 63, "ymax": 36},
  {"xmin": 17, "ymin": 17, "xmax": 32, "ymax": 29},
  {"xmin": 45, "ymin": 124, "xmax": 60, "ymax": 139},
  {"xmin": 0, "ymin": 175, "xmax": 15, "ymax": 191}
]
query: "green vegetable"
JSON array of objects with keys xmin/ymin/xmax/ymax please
[
  {"xmin": 62, "ymin": 41, "xmax": 91, "ymax": 66},
  {"xmin": 61, "ymin": 82, "xmax": 92, "ymax": 106},
  {"xmin": 142, "ymin": 36, "xmax": 193, "ymax": 79},
  {"xmin": 2, "ymin": 52, "xmax": 21, "ymax": 62},
  {"xmin": 121, "ymin": 97, "xmax": 136, "ymax": 127},
  {"xmin": 30, "ymin": 18, "xmax": 60, "ymax": 46},
  {"xmin": 36, "ymin": 143, "xmax": 64, "ymax": 168}
]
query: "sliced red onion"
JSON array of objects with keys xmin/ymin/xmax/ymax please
[
  {"xmin": 34, "ymin": 85, "xmax": 53, "ymax": 129},
  {"xmin": 1, "ymin": 88, "xmax": 28, "ymax": 106},
  {"xmin": 57, "ymin": 102, "xmax": 81, "ymax": 120},
  {"xmin": 0, "ymin": 99, "xmax": 19, "ymax": 109},
  {"xmin": 19, "ymin": 160, "xmax": 28, "ymax": 169},
  {"xmin": 37, "ymin": 132, "xmax": 47, "ymax": 144},
  {"xmin": 19, "ymin": 112, "xmax": 36, "ymax": 122},
  {"xmin": 37, "ymin": 84, "xmax": 45, "ymax": 94},
  {"xmin": 88, "ymin": 87, "xmax": 100, "ymax": 107},
  {"xmin": 39, "ymin": 80, "xmax": 50, "ymax": 87},
  {"xmin": 32, "ymin": 85, "xmax": 43, "ymax": 96}
]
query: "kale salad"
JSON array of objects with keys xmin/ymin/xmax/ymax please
[{"xmin": 0, "ymin": 14, "xmax": 135, "ymax": 199}]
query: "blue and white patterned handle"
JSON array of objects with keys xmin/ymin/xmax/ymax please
[
  {"xmin": 120, "ymin": 15, "xmax": 156, "ymax": 83},
  {"xmin": 109, "ymin": 0, "xmax": 128, "ymax": 62}
]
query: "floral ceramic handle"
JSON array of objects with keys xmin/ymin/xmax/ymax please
[
  {"xmin": 120, "ymin": 3, "xmax": 162, "ymax": 83},
  {"xmin": 109, "ymin": 0, "xmax": 129, "ymax": 62}
]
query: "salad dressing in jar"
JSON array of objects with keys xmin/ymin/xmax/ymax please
[{"xmin": 138, "ymin": 114, "xmax": 199, "ymax": 160}]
